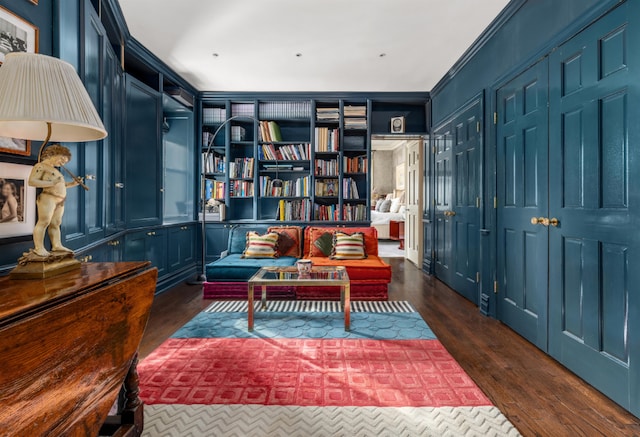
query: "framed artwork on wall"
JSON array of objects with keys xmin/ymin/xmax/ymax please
[
  {"xmin": 0, "ymin": 162, "xmax": 36, "ymax": 238},
  {"xmin": 0, "ymin": 5, "xmax": 38, "ymax": 156},
  {"xmin": 0, "ymin": 5, "xmax": 39, "ymax": 64}
]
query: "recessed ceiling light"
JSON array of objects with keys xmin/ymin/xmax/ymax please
[
  {"xmin": 295, "ymin": 53, "xmax": 302, "ymax": 57},
  {"xmin": 379, "ymin": 53, "xmax": 387, "ymax": 58},
  {"xmin": 212, "ymin": 53, "xmax": 219, "ymax": 57}
]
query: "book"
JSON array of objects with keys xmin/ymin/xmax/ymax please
[{"xmin": 268, "ymin": 121, "xmax": 283, "ymax": 142}]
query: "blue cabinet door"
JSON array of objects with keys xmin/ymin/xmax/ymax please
[
  {"xmin": 548, "ymin": 2, "xmax": 640, "ymax": 414},
  {"xmin": 433, "ymin": 127, "xmax": 453, "ymax": 283},
  {"xmin": 450, "ymin": 99, "xmax": 482, "ymax": 303},
  {"xmin": 496, "ymin": 58, "xmax": 549, "ymax": 350},
  {"xmin": 124, "ymin": 75, "xmax": 162, "ymax": 228},
  {"xmin": 433, "ymin": 101, "xmax": 482, "ymax": 304}
]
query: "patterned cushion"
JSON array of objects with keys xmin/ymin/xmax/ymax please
[
  {"xmin": 241, "ymin": 231, "xmax": 279, "ymax": 258},
  {"xmin": 330, "ymin": 232, "xmax": 367, "ymax": 260},
  {"xmin": 313, "ymin": 231, "xmax": 334, "ymax": 257},
  {"xmin": 374, "ymin": 199, "xmax": 384, "ymax": 211},
  {"xmin": 268, "ymin": 226, "xmax": 302, "ymax": 258}
]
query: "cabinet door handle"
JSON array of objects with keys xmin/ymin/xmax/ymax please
[
  {"xmin": 115, "ymin": 182, "xmax": 124, "ymax": 189},
  {"xmin": 531, "ymin": 217, "xmax": 545, "ymax": 225},
  {"xmin": 147, "ymin": 231, "xmax": 156, "ymax": 236},
  {"xmin": 549, "ymin": 217, "xmax": 559, "ymax": 227}
]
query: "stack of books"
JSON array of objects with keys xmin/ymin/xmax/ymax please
[
  {"xmin": 314, "ymin": 127, "xmax": 339, "ymax": 152},
  {"xmin": 315, "ymin": 179, "xmax": 338, "ymax": 197},
  {"xmin": 316, "ymin": 107, "xmax": 339, "ymax": 122},
  {"xmin": 229, "ymin": 157, "xmax": 254, "ymax": 179},
  {"xmin": 315, "ymin": 159, "xmax": 338, "ymax": 176},
  {"xmin": 231, "ymin": 126, "xmax": 246, "ymax": 141},
  {"xmin": 259, "ymin": 143, "xmax": 311, "ymax": 161},
  {"xmin": 344, "ymin": 105, "xmax": 367, "ymax": 130},
  {"xmin": 259, "ymin": 121, "xmax": 283, "ymax": 142}
]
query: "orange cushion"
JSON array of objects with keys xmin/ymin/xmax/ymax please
[
  {"xmin": 304, "ymin": 227, "xmax": 379, "ymax": 257},
  {"xmin": 306, "ymin": 255, "xmax": 391, "ymax": 282},
  {"xmin": 268, "ymin": 226, "xmax": 303, "ymax": 258}
]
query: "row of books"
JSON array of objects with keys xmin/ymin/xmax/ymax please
[
  {"xmin": 259, "ymin": 143, "xmax": 311, "ymax": 161},
  {"xmin": 203, "ymin": 131, "xmax": 221, "ymax": 148},
  {"xmin": 316, "ymin": 107, "xmax": 340, "ymax": 122},
  {"xmin": 313, "ymin": 204, "xmax": 367, "ymax": 221},
  {"xmin": 259, "ymin": 121, "xmax": 283, "ymax": 142},
  {"xmin": 342, "ymin": 204, "xmax": 367, "ymax": 221},
  {"xmin": 315, "ymin": 127, "xmax": 339, "ymax": 152},
  {"xmin": 315, "ymin": 179, "xmax": 338, "ymax": 197},
  {"xmin": 344, "ymin": 155, "xmax": 367, "ymax": 173},
  {"xmin": 315, "ymin": 159, "xmax": 338, "ymax": 176},
  {"xmin": 230, "ymin": 180, "xmax": 254, "ymax": 197},
  {"xmin": 202, "ymin": 152, "xmax": 225, "ymax": 174},
  {"xmin": 314, "ymin": 204, "xmax": 340, "ymax": 221},
  {"xmin": 277, "ymin": 199, "xmax": 311, "ymax": 221},
  {"xmin": 229, "ymin": 157, "xmax": 254, "ymax": 179},
  {"xmin": 202, "ymin": 107, "xmax": 226, "ymax": 124},
  {"xmin": 204, "ymin": 180, "xmax": 225, "ymax": 200},
  {"xmin": 259, "ymin": 101, "xmax": 311, "ymax": 120},
  {"xmin": 231, "ymin": 103, "xmax": 255, "ymax": 117},
  {"xmin": 342, "ymin": 178, "xmax": 360, "ymax": 200},
  {"xmin": 259, "ymin": 176, "xmax": 310, "ymax": 198}
]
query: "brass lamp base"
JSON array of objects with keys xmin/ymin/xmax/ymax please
[{"xmin": 10, "ymin": 250, "xmax": 81, "ymax": 280}]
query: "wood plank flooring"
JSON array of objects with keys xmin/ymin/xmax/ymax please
[{"xmin": 139, "ymin": 258, "xmax": 640, "ymax": 436}]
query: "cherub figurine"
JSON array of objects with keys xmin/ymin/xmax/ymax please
[{"xmin": 28, "ymin": 144, "xmax": 85, "ymax": 257}]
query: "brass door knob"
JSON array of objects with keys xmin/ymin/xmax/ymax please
[
  {"xmin": 444, "ymin": 210, "xmax": 456, "ymax": 217},
  {"xmin": 549, "ymin": 217, "xmax": 559, "ymax": 227},
  {"xmin": 541, "ymin": 217, "xmax": 550, "ymax": 226},
  {"xmin": 531, "ymin": 217, "xmax": 545, "ymax": 225}
]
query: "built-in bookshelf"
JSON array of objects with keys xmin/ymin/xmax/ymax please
[{"xmin": 200, "ymin": 98, "xmax": 372, "ymax": 224}]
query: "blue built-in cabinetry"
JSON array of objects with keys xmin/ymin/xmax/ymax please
[{"xmin": 428, "ymin": 0, "xmax": 640, "ymax": 418}]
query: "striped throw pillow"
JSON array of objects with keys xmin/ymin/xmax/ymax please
[
  {"xmin": 330, "ymin": 232, "xmax": 367, "ymax": 260},
  {"xmin": 241, "ymin": 231, "xmax": 279, "ymax": 258}
]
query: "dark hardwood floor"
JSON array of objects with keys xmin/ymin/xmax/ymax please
[{"xmin": 139, "ymin": 258, "xmax": 640, "ymax": 436}]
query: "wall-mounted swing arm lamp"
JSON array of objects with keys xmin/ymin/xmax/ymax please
[{"xmin": 195, "ymin": 115, "xmax": 259, "ymax": 283}]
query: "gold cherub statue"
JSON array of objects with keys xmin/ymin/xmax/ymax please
[{"xmin": 12, "ymin": 144, "xmax": 88, "ymax": 278}]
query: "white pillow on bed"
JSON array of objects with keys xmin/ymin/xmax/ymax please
[
  {"xmin": 390, "ymin": 198, "xmax": 402, "ymax": 213},
  {"xmin": 399, "ymin": 205, "xmax": 406, "ymax": 215}
]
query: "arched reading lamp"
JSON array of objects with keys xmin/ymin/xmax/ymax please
[
  {"xmin": 0, "ymin": 53, "xmax": 107, "ymax": 279},
  {"xmin": 196, "ymin": 115, "xmax": 259, "ymax": 283}
]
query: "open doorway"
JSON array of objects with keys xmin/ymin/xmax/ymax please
[{"xmin": 370, "ymin": 135, "xmax": 423, "ymax": 262}]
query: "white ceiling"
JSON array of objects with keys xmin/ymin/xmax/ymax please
[{"xmin": 118, "ymin": 0, "xmax": 510, "ymax": 92}]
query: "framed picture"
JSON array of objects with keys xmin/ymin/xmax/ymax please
[
  {"xmin": 0, "ymin": 137, "xmax": 31, "ymax": 156},
  {"xmin": 0, "ymin": 5, "xmax": 39, "ymax": 64},
  {"xmin": 0, "ymin": 162, "xmax": 36, "ymax": 238}
]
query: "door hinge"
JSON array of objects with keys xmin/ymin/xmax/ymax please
[
  {"xmin": 476, "ymin": 121, "xmax": 480, "ymax": 132},
  {"xmin": 494, "ymin": 280, "xmax": 498, "ymax": 294},
  {"xmin": 493, "ymin": 196, "xmax": 497, "ymax": 208},
  {"xmin": 476, "ymin": 197, "xmax": 480, "ymax": 208},
  {"xmin": 493, "ymin": 112, "xmax": 497, "ymax": 124},
  {"xmin": 432, "ymin": 145, "xmax": 436, "ymax": 154},
  {"xmin": 431, "ymin": 250, "xmax": 436, "ymax": 259},
  {"xmin": 476, "ymin": 272, "xmax": 480, "ymax": 283}
]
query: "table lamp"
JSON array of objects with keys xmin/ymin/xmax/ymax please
[{"xmin": 0, "ymin": 52, "xmax": 107, "ymax": 279}]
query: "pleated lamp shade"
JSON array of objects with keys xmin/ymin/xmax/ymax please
[{"xmin": 0, "ymin": 52, "xmax": 107, "ymax": 142}]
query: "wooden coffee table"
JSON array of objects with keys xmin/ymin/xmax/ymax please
[{"xmin": 247, "ymin": 266, "xmax": 350, "ymax": 331}]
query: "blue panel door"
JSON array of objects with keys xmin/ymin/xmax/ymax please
[
  {"xmin": 548, "ymin": 3, "xmax": 640, "ymax": 414},
  {"xmin": 433, "ymin": 127, "xmax": 453, "ymax": 283},
  {"xmin": 496, "ymin": 59, "xmax": 549, "ymax": 350},
  {"xmin": 451, "ymin": 101, "xmax": 482, "ymax": 303}
]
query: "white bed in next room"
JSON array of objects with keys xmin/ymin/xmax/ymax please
[{"xmin": 371, "ymin": 191, "xmax": 405, "ymax": 239}]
